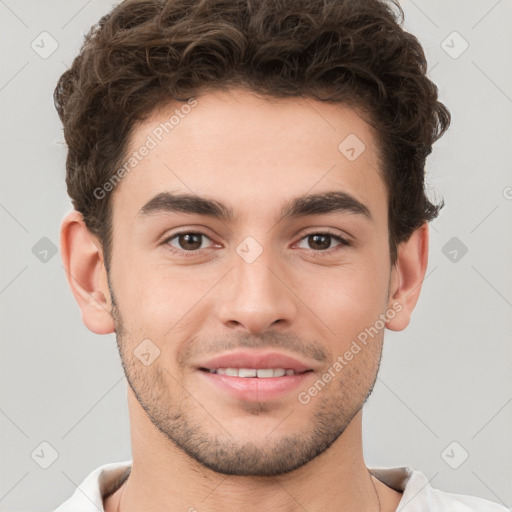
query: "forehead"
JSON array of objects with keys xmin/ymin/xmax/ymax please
[{"xmin": 111, "ymin": 89, "xmax": 386, "ymax": 223}]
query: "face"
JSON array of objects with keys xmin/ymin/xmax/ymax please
[{"xmin": 107, "ymin": 88, "xmax": 394, "ymax": 476}]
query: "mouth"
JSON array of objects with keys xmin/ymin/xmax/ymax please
[
  {"xmin": 195, "ymin": 350, "xmax": 316, "ymax": 401},
  {"xmin": 199, "ymin": 367, "xmax": 311, "ymax": 377}
]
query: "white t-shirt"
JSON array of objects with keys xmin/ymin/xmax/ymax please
[{"xmin": 53, "ymin": 460, "xmax": 509, "ymax": 511}]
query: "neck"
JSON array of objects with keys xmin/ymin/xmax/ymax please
[{"xmin": 106, "ymin": 389, "xmax": 401, "ymax": 512}]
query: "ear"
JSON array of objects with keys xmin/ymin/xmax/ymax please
[
  {"xmin": 386, "ymin": 223, "xmax": 429, "ymax": 331},
  {"xmin": 60, "ymin": 210, "xmax": 115, "ymax": 334}
]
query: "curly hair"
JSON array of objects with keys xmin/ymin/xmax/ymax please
[{"xmin": 54, "ymin": 0, "xmax": 450, "ymax": 270}]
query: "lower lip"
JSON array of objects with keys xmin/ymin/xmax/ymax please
[{"xmin": 198, "ymin": 370, "xmax": 313, "ymax": 401}]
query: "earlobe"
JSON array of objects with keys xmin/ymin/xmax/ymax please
[
  {"xmin": 60, "ymin": 210, "xmax": 115, "ymax": 335},
  {"xmin": 386, "ymin": 223, "xmax": 429, "ymax": 332}
]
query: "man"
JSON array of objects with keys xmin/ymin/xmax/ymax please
[{"xmin": 52, "ymin": 0, "xmax": 507, "ymax": 510}]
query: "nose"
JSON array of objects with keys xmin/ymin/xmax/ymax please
[{"xmin": 215, "ymin": 244, "xmax": 298, "ymax": 334}]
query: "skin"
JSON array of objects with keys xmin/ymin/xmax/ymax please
[{"xmin": 61, "ymin": 88, "xmax": 429, "ymax": 512}]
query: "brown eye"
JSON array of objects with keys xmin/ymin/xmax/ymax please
[
  {"xmin": 307, "ymin": 234, "xmax": 332, "ymax": 250},
  {"xmin": 166, "ymin": 232, "xmax": 213, "ymax": 252},
  {"xmin": 178, "ymin": 233, "xmax": 203, "ymax": 250},
  {"xmin": 296, "ymin": 232, "xmax": 349, "ymax": 253}
]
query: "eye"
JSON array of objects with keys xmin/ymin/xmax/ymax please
[
  {"xmin": 296, "ymin": 232, "xmax": 350, "ymax": 254},
  {"xmin": 164, "ymin": 231, "xmax": 216, "ymax": 254}
]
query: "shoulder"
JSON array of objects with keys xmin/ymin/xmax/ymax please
[
  {"xmin": 53, "ymin": 460, "xmax": 132, "ymax": 512},
  {"xmin": 369, "ymin": 465, "xmax": 509, "ymax": 512}
]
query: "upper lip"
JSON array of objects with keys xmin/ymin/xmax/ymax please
[{"xmin": 196, "ymin": 350, "xmax": 315, "ymax": 373}]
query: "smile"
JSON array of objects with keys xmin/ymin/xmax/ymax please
[{"xmin": 201, "ymin": 367, "xmax": 310, "ymax": 377}]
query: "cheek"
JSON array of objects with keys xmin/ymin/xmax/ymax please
[
  {"xmin": 114, "ymin": 259, "xmax": 216, "ymax": 338},
  {"xmin": 294, "ymin": 258, "xmax": 389, "ymax": 342}
]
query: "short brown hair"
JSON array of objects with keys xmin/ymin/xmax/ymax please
[{"xmin": 54, "ymin": 0, "xmax": 450, "ymax": 270}]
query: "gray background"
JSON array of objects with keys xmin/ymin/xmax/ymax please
[{"xmin": 1, "ymin": 0, "xmax": 511, "ymax": 510}]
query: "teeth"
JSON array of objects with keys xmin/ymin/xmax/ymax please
[
  {"xmin": 239, "ymin": 368, "xmax": 257, "ymax": 377},
  {"xmin": 257, "ymin": 368, "xmax": 275, "ymax": 378},
  {"xmin": 210, "ymin": 368, "xmax": 296, "ymax": 378}
]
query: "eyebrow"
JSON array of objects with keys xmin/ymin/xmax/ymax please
[{"xmin": 138, "ymin": 190, "xmax": 372, "ymax": 223}]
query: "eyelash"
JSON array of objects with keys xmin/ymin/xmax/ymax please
[{"xmin": 162, "ymin": 230, "xmax": 351, "ymax": 257}]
